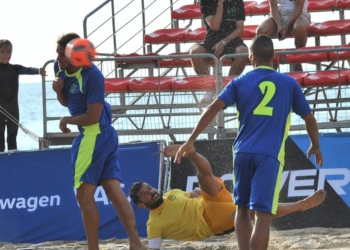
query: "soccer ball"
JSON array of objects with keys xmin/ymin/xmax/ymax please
[{"xmin": 65, "ymin": 38, "xmax": 97, "ymax": 67}]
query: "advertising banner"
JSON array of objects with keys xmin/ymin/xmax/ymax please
[
  {"xmin": 170, "ymin": 134, "xmax": 350, "ymax": 229},
  {"xmin": 0, "ymin": 141, "xmax": 161, "ymax": 243}
]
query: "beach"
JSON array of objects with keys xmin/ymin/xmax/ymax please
[{"xmin": 1, "ymin": 227, "xmax": 349, "ymax": 250}]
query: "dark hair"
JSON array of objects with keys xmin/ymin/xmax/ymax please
[
  {"xmin": 250, "ymin": 34, "xmax": 274, "ymax": 61},
  {"xmin": 129, "ymin": 182, "xmax": 144, "ymax": 205},
  {"xmin": 0, "ymin": 39, "xmax": 12, "ymax": 49},
  {"xmin": 57, "ymin": 32, "xmax": 80, "ymax": 48}
]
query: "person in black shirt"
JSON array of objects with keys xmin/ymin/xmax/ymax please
[
  {"xmin": 0, "ymin": 39, "xmax": 45, "ymax": 152},
  {"xmin": 190, "ymin": 0, "xmax": 248, "ymax": 103}
]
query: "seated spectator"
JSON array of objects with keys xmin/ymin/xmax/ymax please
[
  {"xmin": 256, "ymin": 0, "xmax": 311, "ymax": 71},
  {"xmin": 190, "ymin": 0, "xmax": 248, "ymax": 103}
]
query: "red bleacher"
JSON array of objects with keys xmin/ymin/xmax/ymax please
[{"xmin": 104, "ymin": 70, "xmax": 350, "ymax": 93}]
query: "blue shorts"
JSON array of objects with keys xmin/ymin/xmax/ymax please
[
  {"xmin": 233, "ymin": 152, "xmax": 283, "ymax": 214},
  {"xmin": 71, "ymin": 127, "xmax": 122, "ymax": 188}
]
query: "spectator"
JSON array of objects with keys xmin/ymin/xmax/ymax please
[
  {"xmin": 175, "ymin": 35, "xmax": 323, "ymax": 250},
  {"xmin": 52, "ymin": 32, "xmax": 146, "ymax": 250},
  {"xmin": 256, "ymin": 0, "xmax": 311, "ymax": 71},
  {"xmin": 190, "ymin": 0, "xmax": 248, "ymax": 103},
  {"xmin": 0, "ymin": 39, "xmax": 45, "ymax": 152}
]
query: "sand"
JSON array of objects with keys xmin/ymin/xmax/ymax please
[{"xmin": 1, "ymin": 227, "xmax": 350, "ymax": 250}]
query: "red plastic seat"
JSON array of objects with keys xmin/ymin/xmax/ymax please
[
  {"xmin": 329, "ymin": 44, "xmax": 350, "ymax": 60},
  {"xmin": 274, "ymin": 49, "xmax": 289, "ymax": 64},
  {"xmin": 241, "ymin": 25, "xmax": 258, "ymax": 40},
  {"xmin": 286, "ymin": 46, "xmax": 331, "ymax": 63},
  {"xmin": 144, "ymin": 28, "xmax": 189, "ymax": 44},
  {"xmin": 172, "ymin": 76, "xmax": 216, "ymax": 91},
  {"xmin": 244, "ymin": 1, "xmax": 257, "ymax": 15},
  {"xmin": 171, "ymin": 4, "xmax": 201, "ymax": 20},
  {"xmin": 114, "ymin": 53, "xmax": 159, "ymax": 64},
  {"xmin": 304, "ymin": 70, "xmax": 350, "ymax": 87},
  {"xmin": 285, "ymin": 72, "xmax": 310, "ymax": 87},
  {"xmin": 308, "ymin": 0, "xmax": 336, "ymax": 12},
  {"xmin": 336, "ymin": 0, "xmax": 350, "ymax": 9},
  {"xmin": 105, "ymin": 78, "xmax": 132, "ymax": 93},
  {"xmin": 250, "ymin": 0, "xmax": 270, "ymax": 15},
  {"xmin": 184, "ymin": 27, "xmax": 206, "ymax": 42},
  {"xmin": 308, "ymin": 20, "xmax": 350, "ymax": 36},
  {"xmin": 129, "ymin": 77, "xmax": 176, "ymax": 92},
  {"xmin": 159, "ymin": 52, "xmax": 192, "ymax": 67}
]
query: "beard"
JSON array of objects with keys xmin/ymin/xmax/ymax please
[{"xmin": 147, "ymin": 193, "xmax": 164, "ymax": 209}]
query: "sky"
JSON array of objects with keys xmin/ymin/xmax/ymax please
[{"xmin": 0, "ymin": 0, "xmax": 110, "ymax": 82}]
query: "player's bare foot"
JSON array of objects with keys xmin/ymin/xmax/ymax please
[
  {"xmin": 164, "ymin": 144, "xmax": 196, "ymax": 157},
  {"xmin": 129, "ymin": 243, "xmax": 147, "ymax": 250},
  {"xmin": 299, "ymin": 189, "xmax": 326, "ymax": 211}
]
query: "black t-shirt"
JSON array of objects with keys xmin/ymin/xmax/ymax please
[
  {"xmin": 0, "ymin": 63, "xmax": 38, "ymax": 105},
  {"xmin": 200, "ymin": 0, "xmax": 245, "ymax": 44}
]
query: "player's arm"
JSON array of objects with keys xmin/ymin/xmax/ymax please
[
  {"xmin": 175, "ymin": 98, "xmax": 225, "ymax": 162},
  {"xmin": 59, "ymin": 103, "xmax": 103, "ymax": 132},
  {"xmin": 148, "ymin": 238, "xmax": 162, "ymax": 249},
  {"xmin": 283, "ymin": 0, "xmax": 305, "ymax": 29},
  {"xmin": 52, "ymin": 77, "xmax": 67, "ymax": 107},
  {"xmin": 204, "ymin": 0, "xmax": 224, "ymax": 31},
  {"xmin": 189, "ymin": 190, "xmax": 201, "ymax": 198},
  {"xmin": 221, "ymin": 20, "xmax": 244, "ymax": 44},
  {"xmin": 303, "ymin": 113, "xmax": 323, "ymax": 167},
  {"xmin": 269, "ymin": 0, "xmax": 282, "ymax": 29}
]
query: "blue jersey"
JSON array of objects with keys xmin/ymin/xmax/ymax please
[
  {"xmin": 54, "ymin": 61, "xmax": 112, "ymax": 135},
  {"xmin": 218, "ymin": 66, "xmax": 311, "ymax": 164}
]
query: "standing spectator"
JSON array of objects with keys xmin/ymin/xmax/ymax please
[
  {"xmin": 175, "ymin": 35, "xmax": 323, "ymax": 250},
  {"xmin": 0, "ymin": 39, "xmax": 45, "ymax": 152},
  {"xmin": 256, "ymin": 0, "xmax": 311, "ymax": 71},
  {"xmin": 52, "ymin": 32, "xmax": 146, "ymax": 250},
  {"xmin": 190, "ymin": 0, "xmax": 248, "ymax": 103}
]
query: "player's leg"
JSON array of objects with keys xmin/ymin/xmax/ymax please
[
  {"xmin": 256, "ymin": 17, "xmax": 278, "ymax": 38},
  {"xmin": 229, "ymin": 44, "xmax": 248, "ymax": 76},
  {"xmin": 6, "ymin": 108, "xmax": 19, "ymax": 150},
  {"xmin": 101, "ymin": 179, "xmax": 146, "ymax": 250},
  {"xmin": 164, "ymin": 145, "xmax": 222, "ymax": 196},
  {"xmin": 250, "ymin": 154, "xmax": 282, "ymax": 250},
  {"xmin": 189, "ymin": 43, "xmax": 210, "ymax": 75},
  {"xmin": 100, "ymin": 129, "xmax": 146, "ymax": 250},
  {"xmin": 75, "ymin": 182, "xmax": 100, "ymax": 250},
  {"xmin": 292, "ymin": 12, "xmax": 311, "ymax": 71},
  {"xmin": 0, "ymin": 113, "xmax": 6, "ymax": 152},
  {"xmin": 274, "ymin": 189, "xmax": 326, "ymax": 218}
]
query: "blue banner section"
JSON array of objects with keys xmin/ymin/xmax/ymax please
[
  {"xmin": 0, "ymin": 142, "xmax": 161, "ymax": 244},
  {"xmin": 290, "ymin": 133, "xmax": 350, "ymax": 207}
]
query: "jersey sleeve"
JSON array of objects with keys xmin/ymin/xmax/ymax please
[
  {"xmin": 291, "ymin": 82, "xmax": 312, "ymax": 118},
  {"xmin": 84, "ymin": 68, "xmax": 105, "ymax": 105},
  {"xmin": 235, "ymin": 0, "xmax": 246, "ymax": 21},
  {"xmin": 147, "ymin": 221, "xmax": 163, "ymax": 239},
  {"xmin": 200, "ymin": 0, "xmax": 217, "ymax": 18},
  {"xmin": 217, "ymin": 77, "xmax": 238, "ymax": 108},
  {"xmin": 148, "ymin": 238, "xmax": 162, "ymax": 249}
]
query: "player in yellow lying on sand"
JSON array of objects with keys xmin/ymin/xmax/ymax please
[{"xmin": 129, "ymin": 145, "xmax": 326, "ymax": 249}]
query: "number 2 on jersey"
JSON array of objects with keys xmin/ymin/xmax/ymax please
[{"xmin": 253, "ymin": 81, "xmax": 276, "ymax": 116}]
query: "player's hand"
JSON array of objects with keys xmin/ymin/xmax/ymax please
[
  {"xmin": 39, "ymin": 68, "xmax": 46, "ymax": 76},
  {"xmin": 212, "ymin": 42, "xmax": 224, "ymax": 59},
  {"xmin": 174, "ymin": 141, "xmax": 194, "ymax": 163},
  {"xmin": 307, "ymin": 146, "xmax": 323, "ymax": 167},
  {"xmin": 59, "ymin": 117, "xmax": 71, "ymax": 133},
  {"xmin": 52, "ymin": 77, "xmax": 64, "ymax": 93},
  {"xmin": 277, "ymin": 26, "xmax": 289, "ymax": 40}
]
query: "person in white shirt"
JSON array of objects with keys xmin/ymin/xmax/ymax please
[{"xmin": 256, "ymin": 0, "xmax": 311, "ymax": 71}]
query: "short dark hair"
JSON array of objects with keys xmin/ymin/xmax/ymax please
[
  {"xmin": 250, "ymin": 34, "xmax": 274, "ymax": 61},
  {"xmin": 0, "ymin": 39, "xmax": 12, "ymax": 49},
  {"xmin": 129, "ymin": 182, "xmax": 144, "ymax": 205},
  {"xmin": 57, "ymin": 32, "xmax": 80, "ymax": 48}
]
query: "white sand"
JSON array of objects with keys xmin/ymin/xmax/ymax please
[{"xmin": 1, "ymin": 227, "xmax": 350, "ymax": 250}]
